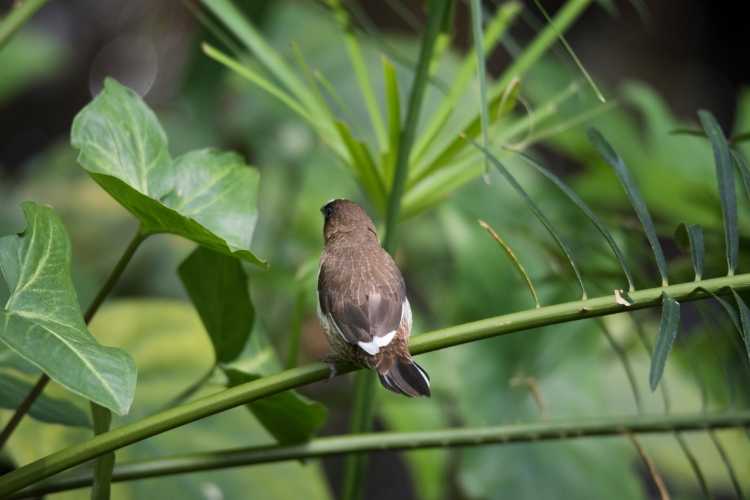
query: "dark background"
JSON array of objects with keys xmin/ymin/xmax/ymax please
[{"xmin": 0, "ymin": 0, "xmax": 747, "ymax": 179}]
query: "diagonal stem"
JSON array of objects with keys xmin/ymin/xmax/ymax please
[
  {"xmin": 0, "ymin": 227, "xmax": 149, "ymax": 450},
  {"xmin": 7, "ymin": 410, "xmax": 750, "ymax": 500},
  {"xmin": 1, "ymin": 274, "xmax": 750, "ymax": 496},
  {"xmin": 0, "ymin": 0, "xmax": 49, "ymax": 51}
]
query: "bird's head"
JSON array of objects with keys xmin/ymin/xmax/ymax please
[{"xmin": 320, "ymin": 199, "xmax": 379, "ymax": 244}]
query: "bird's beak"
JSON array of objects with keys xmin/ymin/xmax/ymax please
[{"xmin": 319, "ymin": 205, "xmax": 325, "ymax": 215}]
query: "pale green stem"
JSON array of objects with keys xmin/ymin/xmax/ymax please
[{"xmin": 8, "ymin": 410, "xmax": 750, "ymax": 500}]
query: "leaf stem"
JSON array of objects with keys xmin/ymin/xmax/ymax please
[
  {"xmin": 8, "ymin": 410, "xmax": 750, "ymax": 500},
  {"xmin": 2, "ymin": 274, "xmax": 750, "ymax": 496},
  {"xmin": 0, "ymin": 227, "xmax": 148, "ymax": 450},
  {"xmin": 0, "ymin": 0, "xmax": 49, "ymax": 51}
]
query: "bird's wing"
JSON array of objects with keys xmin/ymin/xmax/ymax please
[{"xmin": 318, "ymin": 257, "xmax": 406, "ymax": 355}]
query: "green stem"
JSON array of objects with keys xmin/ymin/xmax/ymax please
[
  {"xmin": 8, "ymin": 410, "xmax": 750, "ymax": 500},
  {"xmin": 2, "ymin": 274, "xmax": 750, "ymax": 496},
  {"xmin": 90, "ymin": 403, "xmax": 114, "ymax": 500},
  {"xmin": 0, "ymin": 0, "xmax": 49, "ymax": 51},
  {"xmin": 285, "ymin": 290, "xmax": 305, "ymax": 370},
  {"xmin": 0, "ymin": 227, "xmax": 148, "ymax": 451},
  {"xmin": 340, "ymin": 371, "xmax": 377, "ymax": 500},
  {"xmin": 0, "ymin": 374, "xmax": 49, "ymax": 449},
  {"xmin": 341, "ymin": 1, "xmax": 453, "ymax": 498},
  {"xmin": 83, "ymin": 226, "xmax": 149, "ymax": 324},
  {"xmin": 383, "ymin": 0, "xmax": 451, "ymax": 252}
]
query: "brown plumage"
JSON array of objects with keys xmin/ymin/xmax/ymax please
[{"xmin": 316, "ymin": 199, "xmax": 430, "ymax": 397}]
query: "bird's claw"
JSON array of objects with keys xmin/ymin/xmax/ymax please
[{"xmin": 319, "ymin": 354, "xmax": 340, "ymax": 381}]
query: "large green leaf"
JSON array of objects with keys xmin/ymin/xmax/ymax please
[
  {"xmin": 224, "ymin": 369, "xmax": 328, "ymax": 445},
  {"xmin": 0, "ymin": 202, "xmax": 136, "ymax": 414},
  {"xmin": 0, "ymin": 370, "xmax": 91, "ymax": 427},
  {"xmin": 178, "ymin": 247, "xmax": 254, "ymax": 364},
  {"xmin": 71, "ymin": 78, "xmax": 266, "ymax": 268}
]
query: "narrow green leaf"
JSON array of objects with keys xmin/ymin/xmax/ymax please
[
  {"xmin": 411, "ymin": 1, "xmax": 522, "ymax": 164},
  {"xmin": 699, "ymin": 110, "xmax": 738, "ymax": 276},
  {"xmin": 90, "ymin": 403, "xmax": 114, "ymax": 500},
  {"xmin": 495, "ymin": 77, "xmax": 521, "ymax": 121},
  {"xmin": 71, "ymin": 79, "xmax": 267, "ymax": 268},
  {"xmin": 224, "ymin": 369, "xmax": 327, "ymax": 445},
  {"xmin": 649, "ymin": 292, "xmax": 680, "ymax": 391},
  {"xmin": 730, "ymin": 289, "xmax": 750, "ymax": 363},
  {"xmin": 382, "ymin": 58, "xmax": 402, "ymax": 188},
  {"xmin": 0, "ymin": 371, "xmax": 90, "ymax": 427},
  {"xmin": 335, "ymin": 121, "xmax": 388, "ymax": 215},
  {"xmin": 588, "ymin": 127, "xmax": 669, "ymax": 286},
  {"xmin": 729, "ymin": 149, "xmax": 750, "ymax": 199},
  {"xmin": 178, "ymin": 247, "xmax": 254, "ymax": 364},
  {"xmin": 517, "ymin": 152, "xmax": 635, "ymax": 292},
  {"xmin": 532, "ymin": 0, "xmax": 605, "ymax": 102},
  {"xmin": 315, "ymin": 70, "xmax": 368, "ymax": 140},
  {"xmin": 290, "ymin": 43, "xmax": 335, "ymax": 122},
  {"xmin": 199, "ymin": 0, "xmax": 323, "ymax": 119},
  {"xmin": 0, "ymin": 202, "xmax": 136, "ymax": 414},
  {"xmin": 674, "ymin": 223, "xmax": 704, "ymax": 281},
  {"xmin": 326, "ymin": 0, "xmax": 388, "ymax": 152},
  {"xmin": 464, "ymin": 136, "xmax": 587, "ymax": 299},
  {"xmin": 469, "ymin": 0, "xmax": 491, "ymax": 182},
  {"xmin": 479, "ymin": 220, "xmax": 540, "ymax": 307}
]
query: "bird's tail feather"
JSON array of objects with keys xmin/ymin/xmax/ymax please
[{"xmin": 378, "ymin": 359, "xmax": 431, "ymax": 398}]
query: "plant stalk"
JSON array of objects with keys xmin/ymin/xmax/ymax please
[
  {"xmin": 1, "ymin": 274, "xmax": 750, "ymax": 496},
  {"xmin": 341, "ymin": 1, "xmax": 453, "ymax": 498},
  {"xmin": 7, "ymin": 410, "xmax": 750, "ymax": 500},
  {"xmin": 0, "ymin": 0, "xmax": 49, "ymax": 51},
  {"xmin": 0, "ymin": 227, "xmax": 148, "ymax": 450}
]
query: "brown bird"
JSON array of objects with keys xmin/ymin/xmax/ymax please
[{"xmin": 316, "ymin": 199, "xmax": 430, "ymax": 397}]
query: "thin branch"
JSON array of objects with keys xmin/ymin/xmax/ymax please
[
  {"xmin": 509, "ymin": 377, "xmax": 549, "ymax": 420},
  {"xmin": 0, "ymin": 0, "xmax": 49, "ymax": 51},
  {"xmin": 626, "ymin": 432, "xmax": 671, "ymax": 500},
  {"xmin": 2, "ymin": 274, "xmax": 750, "ymax": 496},
  {"xmin": 8, "ymin": 410, "xmax": 750, "ymax": 500}
]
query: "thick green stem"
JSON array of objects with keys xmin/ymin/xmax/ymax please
[
  {"xmin": 0, "ymin": 227, "xmax": 148, "ymax": 451},
  {"xmin": 7, "ymin": 410, "xmax": 750, "ymax": 500},
  {"xmin": 340, "ymin": 371, "xmax": 377, "ymax": 500},
  {"xmin": 383, "ymin": 0, "xmax": 451, "ymax": 252},
  {"xmin": 341, "ymin": 1, "xmax": 453, "ymax": 498},
  {"xmin": 0, "ymin": 0, "xmax": 49, "ymax": 51},
  {"xmin": 1, "ymin": 274, "xmax": 750, "ymax": 496}
]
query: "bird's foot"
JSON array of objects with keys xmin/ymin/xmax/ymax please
[{"xmin": 319, "ymin": 354, "xmax": 340, "ymax": 381}]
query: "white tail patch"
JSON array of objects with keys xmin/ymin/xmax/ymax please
[{"xmin": 357, "ymin": 329, "xmax": 397, "ymax": 355}]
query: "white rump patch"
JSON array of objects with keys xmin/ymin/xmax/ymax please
[{"xmin": 357, "ymin": 329, "xmax": 397, "ymax": 355}]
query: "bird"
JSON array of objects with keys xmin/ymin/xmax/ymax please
[{"xmin": 316, "ymin": 199, "xmax": 431, "ymax": 398}]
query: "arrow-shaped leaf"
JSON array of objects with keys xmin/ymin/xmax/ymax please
[
  {"xmin": 0, "ymin": 202, "xmax": 136, "ymax": 414},
  {"xmin": 730, "ymin": 289, "xmax": 750, "ymax": 363},
  {"xmin": 178, "ymin": 247, "xmax": 254, "ymax": 364},
  {"xmin": 71, "ymin": 78, "xmax": 266, "ymax": 268},
  {"xmin": 649, "ymin": 292, "xmax": 680, "ymax": 391}
]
